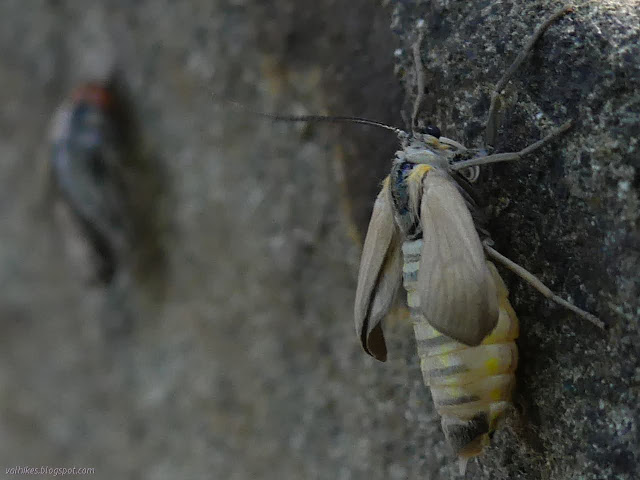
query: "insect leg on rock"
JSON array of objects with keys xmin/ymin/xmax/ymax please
[{"xmin": 442, "ymin": 6, "xmax": 604, "ymax": 329}]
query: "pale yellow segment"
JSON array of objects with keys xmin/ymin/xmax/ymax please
[
  {"xmin": 412, "ymin": 320, "xmax": 445, "ymax": 340},
  {"xmin": 421, "ymin": 350, "xmax": 463, "ymax": 371},
  {"xmin": 481, "ymin": 262, "xmax": 519, "ymax": 344},
  {"xmin": 424, "ymin": 341, "xmax": 466, "ymax": 357},
  {"xmin": 489, "ymin": 388, "xmax": 502, "ymax": 401},
  {"xmin": 423, "ymin": 343, "xmax": 518, "ymax": 386},
  {"xmin": 403, "ymin": 261, "xmax": 420, "ymax": 274},
  {"xmin": 401, "ymin": 239, "xmax": 422, "ymax": 257},
  {"xmin": 485, "ymin": 357, "xmax": 501, "ymax": 375},
  {"xmin": 413, "ymin": 321, "xmax": 438, "ymax": 341},
  {"xmin": 481, "ymin": 302, "xmax": 519, "ymax": 345},
  {"xmin": 412, "ymin": 320, "xmax": 466, "ymax": 358},
  {"xmin": 431, "ymin": 374, "xmax": 516, "ymax": 412}
]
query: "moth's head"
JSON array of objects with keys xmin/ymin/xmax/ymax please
[
  {"xmin": 416, "ymin": 124, "xmax": 441, "ymax": 139},
  {"xmin": 50, "ymin": 84, "xmax": 111, "ymax": 146},
  {"xmin": 403, "ymin": 124, "xmax": 452, "ymax": 168},
  {"xmin": 71, "ymin": 83, "xmax": 113, "ymax": 110},
  {"xmin": 411, "ymin": 124, "xmax": 456, "ymax": 151}
]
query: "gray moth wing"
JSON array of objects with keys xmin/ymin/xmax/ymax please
[
  {"xmin": 417, "ymin": 170, "xmax": 498, "ymax": 345},
  {"xmin": 354, "ymin": 179, "xmax": 403, "ymax": 361}
]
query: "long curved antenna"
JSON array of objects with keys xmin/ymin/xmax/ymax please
[
  {"xmin": 411, "ymin": 21, "xmax": 427, "ymax": 132},
  {"xmin": 216, "ymin": 95, "xmax": 407, "ymax": 137}
]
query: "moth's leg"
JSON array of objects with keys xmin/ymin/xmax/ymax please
[
  {"xmin": 411, "ymin": 22, "xmax": 427, "ymax": 131},
  {"xmin": 451, "ymin": 120, "xmax": 571, "ymax": 171},
  {"xmin": 483, "ymin": 242, "xmax": 605, "ymax": 329},
  {"xmin": 485, "ymin": 7, "xmax": 573, "ymax": 147}
]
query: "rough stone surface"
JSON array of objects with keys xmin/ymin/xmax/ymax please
[
  {"xmin": 0, "ymin": 1, "xmax": 637, "ymax": 480},
  {"xmin": 390, "ymin": 1, "xmax": 640, "ymax": 478}
]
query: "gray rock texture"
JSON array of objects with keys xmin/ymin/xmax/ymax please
[{"xmin": 0, "ymin": 1, "xmax": 637, "ymax": 479}]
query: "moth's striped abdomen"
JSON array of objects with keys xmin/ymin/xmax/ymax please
[{"xmin": 403, "ymin": 239, "xmax": 519, "ymax": 458}]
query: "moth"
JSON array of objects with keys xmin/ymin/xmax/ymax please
[
  {"xmin": 353, "ymin": 7, "xmax": 603, "ymax": 473},
  {"xmin": 49, "ymin": 82, "xmax": 130, "ymax": 284}
]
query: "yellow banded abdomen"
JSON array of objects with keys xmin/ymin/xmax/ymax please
[{"xmin": 402, "ymin": 239, "xmax": 519, "ymax": 458}]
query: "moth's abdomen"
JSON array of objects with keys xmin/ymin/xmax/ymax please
[{"xmin": 402, "ymin": 239, "xmax": 519, "ymax": 459}]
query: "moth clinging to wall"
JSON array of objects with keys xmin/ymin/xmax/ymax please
[{"xmin": 353, "ymin": 7, "xmax": 604, "ymax": 472}]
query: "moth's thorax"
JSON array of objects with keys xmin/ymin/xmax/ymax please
[
  {"xmin": 390, "ymin": 136, "xmax": 455, "ymax": 239},
  {"xmin": 389, "ymin": 159, "xmax": 422, "ymax": 238}
]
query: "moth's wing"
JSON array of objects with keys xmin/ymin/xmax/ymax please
[
  {"xmin": 418, "ymin": 172, "xmax": 498, "ymax": 345},
  {"xmin": 354, "ymin": 178, "xmax": 403, "ymax": 361}
]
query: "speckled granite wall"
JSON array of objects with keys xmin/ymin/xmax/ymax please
[{"xmin": 0, "ymin": 1, "xmax": 637, "ymax": 479}]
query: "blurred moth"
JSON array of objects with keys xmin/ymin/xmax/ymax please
[{"xmin": 49, "ymin": 83, "xmax": 130, "ymax": 284}]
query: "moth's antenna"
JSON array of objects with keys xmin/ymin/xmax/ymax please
[
  {"xmin": 216, "ymin": 95, "xmax": 407, "ymax": 137},
  {"xmin": 411, "ymin": 20, "xmax": 427, "ymax": 133}
]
